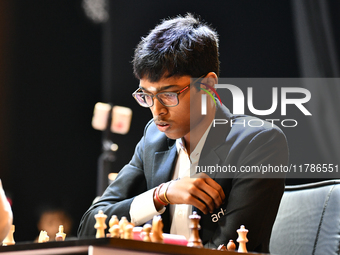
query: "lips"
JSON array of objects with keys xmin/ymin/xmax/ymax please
[{"xmin": 155, "ymin": 121, "xmax": 170, "ymax": 132}]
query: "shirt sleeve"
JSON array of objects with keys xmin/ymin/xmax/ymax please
[{"xmin": 129, "ymin": 187, "xmax": 166, "ymax": 226}]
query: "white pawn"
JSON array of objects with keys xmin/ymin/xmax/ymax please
[
  {"xmin": 108, "ymin": 215, "xmax": 120, "ymax": 238},
  {"xmin": 237, "ymin": 225, "xmax": 248, "ymax": 253},
  {"xmin": 2, "ymin": 225, "xmax": 15, "ymax": 246},
  {"xmin": 109, "ymin": 215, "xmax": 119, "ymax": 228},
  {"xmin": 109, "ymin": 225, "xmax": 120, "ymax": 238},
  {"xmin": 142, "ymin": 224, "xmax": 152, "ymax": 242},
  {"xmin": 94, "ymin": 210, "xmax": 107, "ymax": 238},
  {"xmin": 119, "ymin": 216, "xmax": 128, "ymax": 238},
  {"xmin": 123, "ymin": 224, "xmax": 133, "ymax": 239}
]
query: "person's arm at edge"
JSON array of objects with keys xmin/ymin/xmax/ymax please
[{"xmin": 0, "ymin": 180, "xmax": 13, "ymax": 242}]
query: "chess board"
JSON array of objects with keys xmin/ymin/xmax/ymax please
[{"xmin": 0, "ymin": 237, "xmax": 269, "ymax": 255}]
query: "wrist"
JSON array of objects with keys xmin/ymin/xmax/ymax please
[
  {"xmin": 153, "ymin": 184, "xmax": 168, "ymax": 210},
  {"xmin": 162, "ymin": 181, "xmax": 172, "ymax": 204}
]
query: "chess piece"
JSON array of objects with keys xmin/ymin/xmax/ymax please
[
  {"xmin": 94, "ymin": 210, "xmax": 107, "ymax": 238},
  {"xmin": 142, "ymin": 224, "xmax": 152, "ymax": 242},
  {"xmin": 124, "ymin": 224, "xmax": 133, "ymax": 239},
  {"xmin": 109, "ymin": 215, "xmax": 119, "ymax": 228},
  {"xmin": 2, "ymin": 225, "xmax": 15, "ymax": 246},
  {"xmin": 187, "ymin": 211, "xmax": 203, "ymax": 248},
  {"xmin": 107, "ymin": 215, "xmax": 119, "ymax": 238},
  {"xmin": 38, "ymin": 230, "xmax": 49, "ymax": 243},
  {"xmin": 151, "ymin": 215, "xmax": 163, "ymax": 243},
  {"xmin": 237, "ymin": 225, "xmax": 248, "ymax": 253},
  {"xmin": 55, "ymin": 225, "xmax": 66, "ymax": 241},
  {"xmin": 217, "ymin": 244, "xmax": 227, "ymax": 251},
  {"xmin": 109, "ymin": 225, "xmax": 120, "ymax": 238},
  {"xmin": 55, "ymin": 235, "xmax": 63, "ymax": 241},
  {"xmin": 119, "ymin": 216, "xmax": 128, "ymax": 238},
  {"xmin": 227, "ymin": 239, "xmax": 236, "ymax": 251}
]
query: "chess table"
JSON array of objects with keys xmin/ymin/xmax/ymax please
[{"xmin": 0, "ymin": 237, "xmax": 269, "ymax": 255}]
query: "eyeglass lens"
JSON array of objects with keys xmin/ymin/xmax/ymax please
[
  {"xmin": 135, "ymin": 92, "xmax": 178, "ymax": 107},
  {"xmin": 135, "ymin": 93, "xmax": 153, "ymax": 107}
]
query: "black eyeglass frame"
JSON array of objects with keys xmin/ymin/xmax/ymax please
[{"xmin": 132, "ymin": 75, "xmax": 206, "ymax": 108}]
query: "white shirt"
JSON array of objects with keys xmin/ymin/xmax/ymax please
[{"xmin": 129, "ymin": 123, "xmax": 212, "ymax": 239}]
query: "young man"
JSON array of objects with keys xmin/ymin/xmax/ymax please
[{"xmin": 78, "ymin": 14, "xmax": 288, "ymax": 253}]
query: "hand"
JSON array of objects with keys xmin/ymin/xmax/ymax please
[{"xmin": 162, "ymin": 174, "xmax": 225, "ymax": 214}]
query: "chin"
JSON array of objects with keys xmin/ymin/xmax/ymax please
[
  {"xmin": 164, "ymin": 131, "xmax": 182, "ymax": 140},
  {"xmin": 164, "ymin": 133, "xmax": 178, "ymax": 140}
]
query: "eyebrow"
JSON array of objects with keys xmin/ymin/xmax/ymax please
[{"xmin": 139, "ymin": 84, "xmax": 182, "ymax": 93}]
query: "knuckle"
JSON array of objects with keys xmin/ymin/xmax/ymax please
[
  {"xmin": 184, "ymin": 193, "xmax": 192, "ymax": 202},
  {"xmin": 212, "ymin": 189, "xmax": 220, "ymax": 200},
  {"xmin": 206, "ymin": 197, "xmax": 214, "ymax": 207},
  {"xmin": 194, "ymin": 178, "xmax": 204, "ymax": 186},
  {"xmin": 188, "ymin": 184, "xmax": 196, "ymax": 194}
]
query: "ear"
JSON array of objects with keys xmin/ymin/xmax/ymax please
[{"xmin": 200, "ymin": 72, "xmax": 218, "ymax": 93}]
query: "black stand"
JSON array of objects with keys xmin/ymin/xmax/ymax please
[
  {"xmin": 96, "ymin": 0, "xmax": 115, "ymax": 197},
  {"xmin": 96, "ymin": 104, "xmax": 117, "ymax": 197},
  {"xmin": 96, "ymin": 139, "xmax": 117, "ymax": 197}
]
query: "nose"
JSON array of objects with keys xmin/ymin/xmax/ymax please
[{"xmin": 150, "ymin": 97, "xmax": 168, "ymax": 117}]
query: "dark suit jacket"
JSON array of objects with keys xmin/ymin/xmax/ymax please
[{"xmin": 78, "ymin": 104, "xmax": 288, "ymax": 253}]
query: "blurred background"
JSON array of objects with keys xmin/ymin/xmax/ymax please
[{"xmin": 0, "ymin": 0, "xmax": 339, "ymax": 242}]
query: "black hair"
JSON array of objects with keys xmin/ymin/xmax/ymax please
[{"xmin": 133, "ymin": 13, "xmax": 220, "ymax": 82}]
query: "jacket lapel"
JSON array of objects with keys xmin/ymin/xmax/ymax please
[
  {"xmin": 151, "ymin": 141, "xmax": 177, "ymax": 233},
  {"xmin": 152, "ymin": 144, "xmax": 177, "ymax": 187},
  {"xmin": 195, "ymin": 104, "xmax": 234, "ymax": 242},
  {"xmin": 198, "ymin": 104, "xmax": 233, "ymax": 177}
]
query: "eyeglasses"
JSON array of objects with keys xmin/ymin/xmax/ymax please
[{"xmin": 132, "ymin": 76, "xmax": 205, "ymax": 108}]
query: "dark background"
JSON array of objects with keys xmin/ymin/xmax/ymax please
[{"xmin": 0, "ymin": 0, "xmax": 337, "ymax": 241}]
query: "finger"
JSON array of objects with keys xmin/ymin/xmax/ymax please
[
  {"xmin": 195, "ymin": 179, "xmax": 225, "ymax": 208},
  {"xmin": 186, "ymin": 193, "xmax": 210, "ymax": 214},
  {"xmin": 189, "ymin": 188, "xmax": 216, "ymax": 213},
  {"xmin": 202, "ymin": 184, "xmax": 223, "ymax": 209},
  {"xmin": 205, "ymin": 178, "xmax": 226, "ymax": 201},
  {"xmin": 186, "ymin": 179, "xmax": 219, "ymax": 212},
  {"xmin": 193, "ymin": 174, "xmax": 225, "ymax": 200},
  {"xmin": 168, "ymin": 180, "xmax": 213, "ymax": 213}
]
